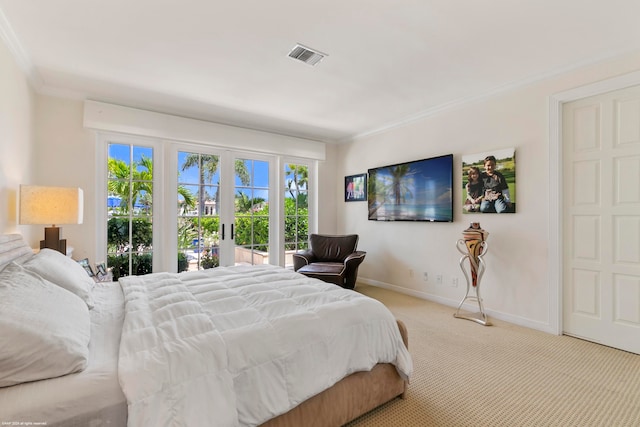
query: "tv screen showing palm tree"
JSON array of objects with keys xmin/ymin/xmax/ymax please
[{"xmin": 367, "ymin": 154, "xmax": 453, "ymax": 222}]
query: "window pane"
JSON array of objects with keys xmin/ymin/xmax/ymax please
[
  {"xmin": 133, "ymin": 190, "xmax": 152, "ymax": 216},
  {"xmin": 252, "ymin": 216, "xmax": 269, "ymax": 245},
  {"xmin": 179, "ymin": 152, "xmax": 220, "ymax": 185},
  {"xmin": 178, "ymin": 184, "xmax": 198, "ymax": 215},
  {"xmin": 202, "ymin": 185, "xmax": 218, "ymax": 216},
  {"xmin": 235, "ymin": 159, "xmax": 252, "ymax": 187},
  {"xmin": 297, "ymin": 223, "xmax": 308, "ymax": 243},
  {"xmin": 234, "ymin": 215, "xmax": 250, "ymax": 246},
  {"xmin": 253, "ymin": 161, "xmax": 269, "ymax": 187},
  {"xmin": 178, "ymin": 152, "xmax": 200, "ymax": 183},
  {"xmin": 296, "ymin": 191, "xmax": 308, "ymax": 212},
  {"xmin": 133, "ymin": 147, "xmax": 153, "ymax": 180},
  {"xmin": 131, "ymin": 218, "xmax": 153, "ymax": 248}
]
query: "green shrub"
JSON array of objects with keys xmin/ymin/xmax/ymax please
[
  {"xmin": 108, "ymin": 253, "xmax": 152, "ymax": 281},
  {"xmin": 107, "ymin": 217, "xmax": 152, "ymax": 251},
  {"xmin": 177, "ymin": 252, "xmax": 189, "ymax": 272}
]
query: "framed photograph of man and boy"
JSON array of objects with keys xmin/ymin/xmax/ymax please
[{"xmin": 462, "ymin": 148, "xmax": 516, "ymax": 214}]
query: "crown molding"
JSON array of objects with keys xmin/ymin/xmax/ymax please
[{"xmin": 0, "ymin": 6, "xmax": 42, "ymax": 91}]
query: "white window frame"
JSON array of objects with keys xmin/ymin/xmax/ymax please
[
  {"xmin": 96, "ymin": 132, "xmax": 316, "ymax": 272},
  {"xmin": 95, "ymin": 132, "xmax": 165, "ymax": 273},
  {"xmin": 280, "ymin": 157, "xmax": 317, "ymax": 267}
]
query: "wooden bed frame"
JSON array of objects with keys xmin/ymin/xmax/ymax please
[{"xmin": 262, "ymin": 320, "xmax": 408, "ymax": 427}]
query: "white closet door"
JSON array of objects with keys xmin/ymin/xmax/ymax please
[{"xmin": 563, "ymin": 85, "xmax": 640, "ymax": 355}]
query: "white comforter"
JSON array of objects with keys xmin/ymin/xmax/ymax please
[{"xmin": 117, "ymin": 264, "xmax": 412, "ymax": 427}]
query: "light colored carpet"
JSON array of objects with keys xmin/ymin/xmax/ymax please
[{"xmin": 345, "ymin": 284, "xmax": 640, "ymax": 427}]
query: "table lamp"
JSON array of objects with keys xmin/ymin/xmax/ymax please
[{"xmin": 19, "ymin": 185, "xmax": 84, "ymax": 254}]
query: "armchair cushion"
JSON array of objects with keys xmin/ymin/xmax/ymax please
[{"xmin": 296, "ymin": 262, "xmax": 346, "ymax": 287}]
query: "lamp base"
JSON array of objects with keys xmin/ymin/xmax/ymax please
[{"xmin": 40, "ymin": 226, "xmax": 67, "ymax": 255}]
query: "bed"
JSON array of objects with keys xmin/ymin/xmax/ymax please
[{"xmin": 0, "ymin": 234, "xmax": 412, "ymax": 426}]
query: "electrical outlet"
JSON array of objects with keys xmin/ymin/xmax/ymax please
[
  {"xmin": 451, "ymin": 277, "xmax": 459, "ymax": 287},
  {"xmin": 409, "ymin": 269, "xmax": 414, "ymax": 278},
  {"xmin": 423, "ymin": 272, "xmax": 428, "ymax": 282},
  {"xmin": 436, "ymin": 274, "xmax": 443, "ymax": 285}
]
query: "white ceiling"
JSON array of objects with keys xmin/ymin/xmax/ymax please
[{"xmin": 2, "ymin": 0, "xmax": 640, "ymax": 143}]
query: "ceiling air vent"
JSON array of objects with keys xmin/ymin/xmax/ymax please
[{"xmin": 287, "ymin": 44, "xmax": 327, "ymax": 66}]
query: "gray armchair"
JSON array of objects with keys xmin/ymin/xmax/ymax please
[{"xmin": 292, "ymin": 234, "xmax": 366, "ymax": 290}]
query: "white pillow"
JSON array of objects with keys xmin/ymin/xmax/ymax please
[
  {"xmin": 0, "ymin": 262, "xmax": 90, "ymax": 387},
  {"xmin": 22, "ymin": 248, "xmax": 95, "ymax": 309}
]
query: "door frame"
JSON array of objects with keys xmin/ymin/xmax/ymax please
[{"xmin": 549, "ymin": 69, "xmax": 640, "ymax": 335}]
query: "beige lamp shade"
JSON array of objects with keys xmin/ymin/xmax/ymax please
[{"xmin": 19, "ymin": 185, "xmax": 84, "ymax": 225}]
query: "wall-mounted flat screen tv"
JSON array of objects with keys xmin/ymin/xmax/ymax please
[{"xmin": 368, "ymin": 154, "xmax": 453, "ymax": 222}]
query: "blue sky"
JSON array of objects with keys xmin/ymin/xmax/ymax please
[
  {"xmin": 111, "ymin": 145, "xmax": 308, "ymax": 201},
  {"xmin": 110, "ymin": 145, "xmax": 270, "ymax": 186}
]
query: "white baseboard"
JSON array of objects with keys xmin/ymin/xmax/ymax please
[{"xmin": 358, "ymin": 277, "xmax": 556, "ymax": 335}]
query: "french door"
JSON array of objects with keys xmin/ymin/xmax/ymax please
[{"xmin": 176, "ymin": 148, "xmax": 274, "ymax": 269}]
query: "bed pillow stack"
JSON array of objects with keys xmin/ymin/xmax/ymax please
[
  {"xmin": 21, "ymin": 248, "xmax": 95, "ymax": 309},
  {"xmin": 0, "ymin": 261, "xmax": 91, "ymax": 387}
]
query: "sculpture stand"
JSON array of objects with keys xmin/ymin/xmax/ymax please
[{"xmin": 454, "ymin": 224, "xmax": 491, "ymax": 326}]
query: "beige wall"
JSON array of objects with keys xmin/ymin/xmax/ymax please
[
  {"xmin": 33, "ymin": 96, "xmax": 97, "ymax": 261},
  {"xmin": 318, "ymin": 143, "xmax": 338, "ymax": 233},
  {"xmin": 0, "ymin": 36, "xmax": 36, "ymax": 239},
  {"xmin": 337, "ymin": 51, "xmax": 640, "ymax": 331}
]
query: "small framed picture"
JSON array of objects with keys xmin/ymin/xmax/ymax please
[
  {"xmin": 345, "ymin": 173, "xmax": 367, "ymax": 202},
  {"xmin": 96, "ymin": 262, "xmax": 107, "ymax": 277},
  {"xmin": 77, "ymin": 258, "xmax": 95, "ymax": 277}
]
